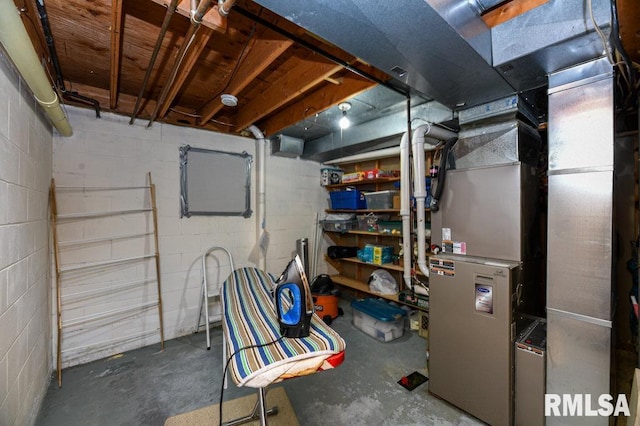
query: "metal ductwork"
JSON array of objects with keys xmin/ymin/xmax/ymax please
[
  {"xmin": 252, "ymin": 0, "xmax": 611, "ymax": 112},
  {"xmin": 271, "ymin": 134, "xmax": 304, "ymax": 158},
  {"xmin": 252, "ymin": 0, "xmax": 512, "ymax": 110},
  {"xmin": 452, "ymin": 95, "xmax": 541, "ymax": 169},
  {"xmin": 303, "ymin": 100, "xmax": 453, "ymax": 162}
]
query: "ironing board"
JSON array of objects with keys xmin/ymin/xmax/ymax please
[{"xmin": 221, "ymin": 267, "xmax": 346, "ymax": 424}]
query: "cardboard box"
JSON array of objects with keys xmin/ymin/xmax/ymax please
[
  {"xmin": 341, "ymin": 171, "xmax": 365, "ymax": 183},
  {"xmin": 392, "ymin": 195, "xmax": 400, "ymax": 209}
]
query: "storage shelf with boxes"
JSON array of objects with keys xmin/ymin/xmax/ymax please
[{"xmin": 320, "ymin": 152, "xmax": 433, "ymax": 308}]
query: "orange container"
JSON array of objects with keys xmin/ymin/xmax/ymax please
[{"xmin": 313, "ymin": 294, "xmax": 340, "ymax": 320}]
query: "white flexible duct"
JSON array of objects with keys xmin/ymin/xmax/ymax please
[
  {"xmin": 411, "ymin": 123, "xmax": 457, "ymax": 278},
  {"xmin": 399, "ymin": 132, "xmax": 412, "ymax": 289},
  {"xmin": 0, "ymin": 0, "xmax": 72, "ymax": 136},
  {"xmin": 247, "ymin": 125, "xmax": 267, "ymax": 270}
]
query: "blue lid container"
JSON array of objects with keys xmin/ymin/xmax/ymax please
[{"xmin": 351, "ymin": 298, "xmax": 406, "ymax": 322}]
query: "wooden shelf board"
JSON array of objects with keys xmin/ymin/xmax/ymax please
[
  {"xmin": 324, "ymin": 229, "xmax": 403, "ymax": 238},
  {"xmin": 330, "ymin": 274, "xmax": 399, "ymax": 303},
  {"xmin": 339, "ymin": 256, "xmax": 403, "ymax": 271},
  {"xmin": 326, "ymin": 177, "xmax": 400, "ymax": 188},
  {"xmin": 326, "ymin": 209, "xmax": 400, "ymax": 214}
]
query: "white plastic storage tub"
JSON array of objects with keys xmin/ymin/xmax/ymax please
[
  {"xmin": 364, "ymin": 190, "xmax": 399, "ymax": 210},
  {"xmin": 351, "ymin": 298, "xmax": 406, "ymax": 342}
]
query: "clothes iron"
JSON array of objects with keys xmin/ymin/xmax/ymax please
[{"xmin": 274, "ymin": 255, "xmax": 314, "ymax": 338}]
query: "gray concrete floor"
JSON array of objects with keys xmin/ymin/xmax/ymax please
[{"xmin": 36, "ymin": 298, "xmax": 483, "ymax": 426}]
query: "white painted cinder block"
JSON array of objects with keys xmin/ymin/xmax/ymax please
[
  {"xmin": 0, "ymin": 50, "xmax": 55, "ymax": 426},
  {"xmin": 51, "ymin": 107, "xmax": 327, "ymax": 369}
]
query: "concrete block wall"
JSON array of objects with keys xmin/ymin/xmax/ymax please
[
  {"xmin": 0, "ymin": 51, "xmax": 54, "ymax": 425},
  {"xmin": 52, "ymin": 107, "xmax": 329, "ymax": 368}
]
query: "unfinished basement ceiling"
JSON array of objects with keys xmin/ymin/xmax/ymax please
[{"xmin": 11, "ymin": 0, "xmax": 640, "ymax": 151}]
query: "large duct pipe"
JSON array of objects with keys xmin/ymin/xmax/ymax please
[
  {"xmin": 0, "ymin": 0, "xmax": 72, "ymax": 136},
  {"xmin": 247, "ymin": 125, "xmax": 267, "ymax": 271},
  {"xmin": 412, "ymin": 123, "xmax": 457, "ymax": 278}
]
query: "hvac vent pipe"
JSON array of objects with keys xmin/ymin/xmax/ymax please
[
  {"xmin": 247, "ymin": 125, "xmax": 268, "ymax": 271},
  {"xmin": 0, "ymin": 0, "xmax": 72, "ymax": 136},
  {"xmin": 411, "ymin": 123, "xmax": 457, "ymax": 279}
]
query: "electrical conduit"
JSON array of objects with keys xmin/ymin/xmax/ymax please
[
  {"xmin": 411, "ymin": 123, "xmax": 457, "ymax": 278},
  {"xmin": 0, "ymin": 0, "xmax": 72, "ymax": 136}
]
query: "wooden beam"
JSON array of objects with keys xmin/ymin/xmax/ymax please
[
  {"xmin": 157, "ymin": 25, "xmax": 214, "ymax": 118},
  {"xmin": 618, "ymin": 0, "xmax": 640, "ymax": 63},
  {"xmin": 481, "ymin": 0, "xmax": 549, "ymax": 28},
  {"xmin": 197, "ymin": 28, "xmax": 293, "ymax": 126},
  {"xmin": 259, "ymin": 74, "xmax": 377, "ymax": 137},
  {"xmin": 148, "ymin": 0, "xmax": 227, "ymax": 33},
  {"xmin": 109, "ymin": 0, "xmax": 124, "ymax": 110},
  {"xmin": 233, "ymin": 54, "xmax": 344, "ymax": 132}
]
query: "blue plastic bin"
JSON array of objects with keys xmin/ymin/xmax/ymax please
[{"xmin": 329, "ymin": 189, "xmax": 366, "ymax": 209}]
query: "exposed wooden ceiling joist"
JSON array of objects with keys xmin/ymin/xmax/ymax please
[
  {"xmin": 481, "ymin": 0, "xmax": 550, "ymax": 28},
  {"xmin": 157, "ymin": 25, "xmax": 214, "ymax": 118},
  {"xmin": 233, "ymin": 54, "xmax": 344, "ymax": 131},
  {"xmin": 197, "ymin": 28, "xmax": 294, "ymax": 125}
]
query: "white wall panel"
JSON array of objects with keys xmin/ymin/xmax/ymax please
[
  {"xmin": 0, "ymin": 50, "xmax": 53, "ymax": 426},
  {"xmin": 52, "ymin": 107, "xmax": 328, "ymax": 368}
]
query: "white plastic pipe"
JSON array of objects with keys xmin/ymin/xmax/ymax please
[
  {"xmin": 412, "ymin": 123, "xmax": 457, "ymax": 278},
  {"xmin": 399, "ymin": 132, "xmax": 412, "ymax": 289},
  {"xmin": 247, "ymin": 125, "xmax": 267, "ymax": 270},
  {"xmin": 218, "ymin": 0, "xmax": 236, "ymax": 16},
  {"xmin": 0, "ymin": 0, "xmax": 72, "ymax": 136}
]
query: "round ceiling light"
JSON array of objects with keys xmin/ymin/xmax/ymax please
[{"xmin": 221, "ymin": 94, "xmax": 238, "ymax": 107}]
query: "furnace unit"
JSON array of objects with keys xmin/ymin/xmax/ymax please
[{"xmin": 428, "ymin": 96, "xmax": 543, "ymax": 426}]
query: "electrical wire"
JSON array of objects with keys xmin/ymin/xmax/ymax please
[
  {"xmin": 609, "ymin": 0, "xmax": 638, "ymax": 111},
  {"xmin": 204, "ymin": 21, "xmax": 257, "ymax": 106},
  {"xmin": 586, "ymin": 0, "xmax": 615, "ymax": 65},
  {"xmin": 218, "ymin": 336, "xmax": 285, "ymax": 426},
  {"xmin": 169, "ymin": 107, "xmax": 235, "ymax": 126}
]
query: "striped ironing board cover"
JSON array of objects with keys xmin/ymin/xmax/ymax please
[{"xmin": 222, "ymin": 267, "xmax": 346, "ymax": 388}]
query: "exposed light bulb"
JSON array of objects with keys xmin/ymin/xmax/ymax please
[{"xmin": 339, "ymin": 112, "xmax": 350, "ymax": 129}]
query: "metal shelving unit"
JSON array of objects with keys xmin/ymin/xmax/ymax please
[{"xmin": 49, "ymin": 173, "xmax": 164, "ymax": 387}]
